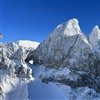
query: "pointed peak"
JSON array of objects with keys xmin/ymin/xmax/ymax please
[
  {"xmin": 67, "ymin": 18, "xmax": 79, "ymax": 24},
  {"xmin": 71, "ymin": 18, "xmax": 79, "ymax": 22},
  {"xmin": 52, "ymin": 18, "xmax": 82, "ymax": 37},
  {"xmin": 89, "ymin": 25, "xmax": 100, "ymax": 50},
  {"xmin": 56, "ymin": 18, "xmax": 79, "ymax": 29},
  {"xmin": 65, "ymin": 18, "xmax": 81, "ymax": 34},
  {"xmin": 91, "ymin": 25, "xmax": 100, "ymax": 34},
  {"xmin": 93, "ymin": 25, "xmax": 99, "ymax": 30}
]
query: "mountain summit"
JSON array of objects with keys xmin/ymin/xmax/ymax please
[
  {"xmin": 51, "ymin": 18, "xmax": 82, "ymax": 37},
  {"xmin": 89, "ymin": 25, "xmax": 100, "ymax": 50}
]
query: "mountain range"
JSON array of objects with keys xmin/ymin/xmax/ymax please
[{"xmin": 0, "ymin": 18, "xmax": 100, "ymax": 100}]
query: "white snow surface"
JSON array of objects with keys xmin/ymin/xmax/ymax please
[
  {"xmin": 0, "ymin": 70, "xmax": 28, "ymax": 100},
  {"xmin": 28, "ymin": 64, "xmax": 100, "ymax": 100},
  {"xmin": 17, "ymin": 40, "xmax": 40, "ymax": 49},
  {"xmin": 53, "ymin": 18, "xmax": 82, "ymax": 37}
]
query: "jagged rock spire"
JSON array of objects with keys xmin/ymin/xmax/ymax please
[{"xmin": 89, "ymin": 25, "xmax": 100, "ymax": 50}]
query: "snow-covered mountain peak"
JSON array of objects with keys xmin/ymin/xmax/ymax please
[
  {"xmin": 51, "ymin": 18, "xmax": 82, "ymax": 38},
  {"xmin": 67, "ymin": 18, "xmax": 79, "ymax": 27},
  {"xmin": 89, "ymin": 25, "xmax": 100, "ymax": 50},
  {"xmin": 70, "ymin": 18, "xmax": 78, "ymax": 22},
  {"xmin": 26, "ymin": 18, "xmax": 100, "ymax": 99},
  {"xmin": 27, "ymin": 18, "xmax": 93, "ymax": 73},
  {"xmin": 91, "ymin": 25, "xmax": 100, "ymax": 35},
  {"xmin": 65, "ymin": 18, "xmax": 81, "ymax": 35},
  {"xmin": 94, "ymin": 25, "xmax": 99, "ymax": 29}
]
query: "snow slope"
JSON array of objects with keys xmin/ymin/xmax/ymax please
[
  {"xmin": 28, "ymin": 65, "xmax": 67, "ymax": 100},
  {"xmin": 28, "ymin": 64, "xmax": 100, "ymax": 100},
  {"xmin": 0, "ymin": 70, "xmax": 28, "ymax": 100}
]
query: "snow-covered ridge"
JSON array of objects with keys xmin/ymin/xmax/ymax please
[
  {"xmin": 0, "ymin": 42, "xmax": 37, "ymax": 100},
  {"xmin": 17, "ymin": 40, "xmax": 40, "ymax": 50}
]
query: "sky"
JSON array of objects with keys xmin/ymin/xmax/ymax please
[{"xmin": 0, "ymin": 0, "xmax": 100, "ymax": 43}]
